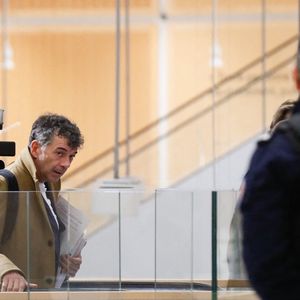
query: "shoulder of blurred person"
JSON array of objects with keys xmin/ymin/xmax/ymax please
[
  {"xmin": 226, "ymin": 99, "xmax": 298, "ymax": 283},
  {"xmin": 243, "ymin": 101, "xmax": 300, "ymax": 197}
]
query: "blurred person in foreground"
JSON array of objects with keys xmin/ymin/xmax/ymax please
[
  {"xmin": 0, "ymin": 113, "xmax": 84, "ymax": 292},
  {"xmin": 240, "ymin": 100, "xmax": 300, "ymax": 300},
  {"xmin": 227, "ymin": 99, "xmax": 297, "ymax": 282},
  {"xmin": 240, "ymin": 43, "xmax": 300, "ymax": 299},
  {"xmin": 241, "ymin": 100, "xmax": 300, "ymax": 299}
]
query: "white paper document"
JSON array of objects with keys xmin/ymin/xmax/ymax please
[{"xmin": 55, "ymin": 195, "xmax": 89, "ymax": 288}]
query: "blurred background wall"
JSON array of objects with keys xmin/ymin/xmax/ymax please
[{"xmin": 0, "ymin": 0, "xmax": 298, "ymax": 191}]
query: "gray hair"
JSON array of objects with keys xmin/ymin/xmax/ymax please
[{"xmin": 29, "ymin": 113, "xmax": 84, "ymax": 149}]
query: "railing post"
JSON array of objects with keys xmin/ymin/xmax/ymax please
[{"xmin": 211, "ymin": 190, "xmax": 217, "ymax": 300}]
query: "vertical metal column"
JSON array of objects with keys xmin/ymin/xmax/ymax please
[
  {"xmin": 114, "ymin": 0, "xmax": 121, "ymax": 179},
  {"xmin": 298, "ymin": 0, "xmax": 300, "ymax": 34},
  {"xmin": 157, "ymin": 0, "xmax": 169, "ymax": 187},
  {"xmin": 261, "ymin": 0, "xmax": 267, "ymax": 132},
  {"xmin": 125, "ymin": 0, "xmax": 131, "ymax": 177},
  {"xmin": 211, "ymin": 0, "xmax": 217, "ymax": 190},
  {"xmin": 1, "ymin": 0, "xmax": 9, "ymax": 110},
  {"xmin": 297, "ymin": 0, "xmax": 300, "ymax": 90}
]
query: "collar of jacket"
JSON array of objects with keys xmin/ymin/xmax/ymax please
[{"xmin": 17, "ymin": 147, "xmax": 61, "ymax": 191}]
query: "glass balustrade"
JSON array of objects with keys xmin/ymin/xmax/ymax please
[{"xmin": 0, "ymin": 188, "xmax": 262, "ymax": 299}]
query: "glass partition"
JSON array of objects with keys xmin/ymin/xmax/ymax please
[
  {"xmin": 119, "ymin": 189, "xmax": 155, "ymax": 286},
  {"xmin": 155, "ymin": 189, "xmax": 213, "ymax": 292},
  {"xmin": 58, "ymin": 189, "xmax": 121, "ymax": 290},
  {"xmin": 216, "ymin": 190, "xmax": 245, "ymax": 284},
  {"xmin": 214, "ymin": 190, "xmax": 261, "ymax": 300},
  {"xmin": 0, "ymin": 189, "xmax": 275, "ymax": 299}
]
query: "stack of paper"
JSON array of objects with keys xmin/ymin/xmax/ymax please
[{"xmin": 55, "ymin": 195, "xmax": 89, "ymax": 288}]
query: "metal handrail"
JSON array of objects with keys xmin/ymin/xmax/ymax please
[{"xmin": 64, "ymin": 34, "xmax": 299, "ymax": 185}]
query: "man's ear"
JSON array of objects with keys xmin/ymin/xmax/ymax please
[
  {"xmin": 293, "ymin": 67, "xmax": 300, "ymax": 91},
  {"xmin": 30, "ymin": 140, "xmax": 40, "ymax": 159}
]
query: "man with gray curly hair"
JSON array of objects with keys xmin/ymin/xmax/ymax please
[{"xmin": 0, "ymin": 113, "xmax": 84, "ymax": 292}]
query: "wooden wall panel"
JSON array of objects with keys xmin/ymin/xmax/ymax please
[
  {"xmin": 169, "ymin": 0, "xmax": 297, "ymax": 14},
  {"xmin": 0, "ymin": 27, "xmax": 157, "ymax": 188},
  {"xmin": 7, "ymin": 0, "xmax": 156, "ymax": 13},
  {"xmin": 0, "ymin": 1, "xmax": 298, "ymax": 188}
]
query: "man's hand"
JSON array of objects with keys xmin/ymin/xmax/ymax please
[
  {"xmin": 1, "ymin": 271, "xmax": 38, "ymax": 292},
  {"xmin": 60, "ymin": 254, "xmax": 82, "ymax": 277}
]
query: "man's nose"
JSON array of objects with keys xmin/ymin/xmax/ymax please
[{"xmin": 61, "ymin": 156, "xmax": 72, "ymax": 168}]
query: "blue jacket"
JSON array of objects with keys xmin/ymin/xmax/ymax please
[{"xmin": 241, "ymin": 111, "xmax": 300, "ymax": 299}]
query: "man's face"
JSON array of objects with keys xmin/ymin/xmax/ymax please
[{"xmin": 31, "ymin": 135, "xmax": 78, "ymax": 183}]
